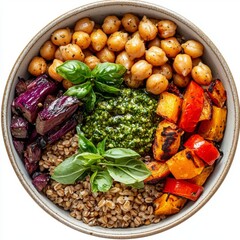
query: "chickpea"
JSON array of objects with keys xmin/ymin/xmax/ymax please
[
  {"xmin": 125, "ymin": 32, "xmax": 145, "ymax": 60},
  {"xmin": 173, "ymin": 73, "xmax": 190, "ymax": 88},
  {"xmin": 51, "ymin": 28, "xmax": 72, "ymax": 46},
  {"xmin": 90, "ymin": 29, "xmax": 108, "ymax": 51},
  {"xmin": 60, "ymin": 43, "xmax": 85, "ymax": 61},
  {"xmin": 152, "ymin": 63, "xmax": 173, "ymax": 80},
  {"xmin": 84, "ymin": 55, "xmax": 100, "ymax": 70},
  {"xmin": 181, "ymin": 40, "xmax": 204, "ymax": 58},
  {"xmin": 158, "ymin": 20, "xmax": 177, "ymax": 38},
  {"xmin": 160, "ymin": 37, "xmax": 182, "ymax": 58},
  {"xmin": 148, "ymin": 36, "xmax": 161, "ymax": 48},
  {"xmin": 96, "ymin": 47, "xmax": 115, "ymax": 63},
  {"xmin": 145, "ymin": 46, "xmax": 168, "ymax": 66},
  {"xmin": 28, "ymin": 56, "xmax": 47, "ymax": 76},
  {"xmin": 48, "ymin": 59, "xmax": 64, "ymax": 82},
  {"xmin": 72, "ymin": 31, "xmax": 91, "ymax": 49},
  {"xmin": 54, "ymin": 48, "xmax": 64, "ymax": 61},
  {"xmin": 62, "ymin": 79, "xmax": 74, "ymax": 90},
  {"xmin": 146, "ymin": 73, "xmax": 169, "ymax": 95},
  {"xmin": 40, "ymin": 40, "xmax": 57, "ymax": 61},
  {"xmin": 191, "ymin": 62, "xmax": 212, "ymax": 85},
  {"xmin": 115, "ymin": 51, "xmax": 134, "ymax": 70},
  {"xmin": 121, "ymin": 13, "xmax": 140, "ymax": 33},
  {"xmin": 138, "ymin": 16, "xmax": 158, "ymax": 41},
  {"xmin": 107, "ymin": 31, "xmax": 128, "ymax": 52},
  {"xmin": 173, "ymin": 53, "xmax": 192, "ymax": 77},
  {"xmin": 124, "ymin": 73, "xmax": 143, "ymax": 89},
  {"xmin": 131, "ymin": 60, "xmax": 152, "ymax": 81},
  {"xmin": 102, "ymin": 15, "xmax": 121, "ymax": 34},
  {"xmin": 74, "ymin": 17, "xmax": 95, "ymax": 34}
]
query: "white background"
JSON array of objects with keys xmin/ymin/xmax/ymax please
[{"xmin": 0, "ymin": 0, "xmax": 239, "ymax": 239}]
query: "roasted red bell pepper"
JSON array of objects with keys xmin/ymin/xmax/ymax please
[
  {"xmin": 184, "ymin": 134, "xmax": 220, "ymax": 165},
  {"xmin": 178, "ymin": 81, "xmax": 204, "ymax": 132},
  {"xmin": 163, "ymin": 177, "xmax": 204, "ymax": 201}
]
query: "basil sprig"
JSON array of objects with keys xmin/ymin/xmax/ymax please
[
  {"xmin": 51, "ymin": 126, "xmax": 151, "ymax": 192},
  {"xmin": 56, "ymin": 60, "xmax": 126, "ymax": 112}
]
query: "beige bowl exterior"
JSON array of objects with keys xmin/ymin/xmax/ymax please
[{"xmin": 1, "ymin": 0, "xmax": 239, "ymax": 238}]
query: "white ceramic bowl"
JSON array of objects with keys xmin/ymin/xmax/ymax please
[{"xmin": 2, "ymin": 0, "xmax": 239, "ymax": 238}]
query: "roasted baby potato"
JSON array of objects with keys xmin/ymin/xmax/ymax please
[
  {"xmin": 144, "ymin": 161, "xmax": 170, "ymax": 184},
  {"xmin": 153, "ymin": 120, "xmax": 183, "ymax": 161}
]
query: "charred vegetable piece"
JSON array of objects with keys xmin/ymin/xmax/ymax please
[
  {"xmin": 189, "ymin": 165, "xmax": 214, "ymax": 186},
  {"xmin": 24, "ymin": 142, "xmax": 42, "ymax": 164},
  {"xmin": 163, "ymin": 177, "xmax": 204, "ymax": 201},
  {"xmin": 184, "ymin": 134, "xmax": 220, "ymax": 165},
  {"xmin": 153, "ymin": 120, "xmax": 183, "ymax": 161},
  {"xmin": 156, "ymin": 91, "xmax": 182, "ymax": 123},
  {"xmin": 23, "ymin": 142, "xmax": 42, "ymax": 175},
  {"xmin": 154, "ymin": 193, "xmax": 187, "ymax": 215},
  {"xmin": 144, "ymin": 161, "xmax": 170, "ymax": 184},
  {"xmin": 10, "ymin": 115, "xmax": 29, "ymax": 138},
  {"xmin": 13, "ymin": 140, "xmax": 25, "ymax": 158},
  {"xmin": 24, "ymin": 158, "xmax": 38, "ymax": 175},
  {"xmin": 47, "ymin": 116, "xmax": 78, "ymax": 144},
  {"xmin": 178, "ymin": 81, "xmax": 204, "ymax": 132},
  {"xmin": 166, "ymin": 149, "xmax": 205, "ymax": 179},
  {"xmin": 198, "ymin": 106, "xmax": 227, "ymax": 142},
  {"xmin": 32, "ymin": 173, "xmax": 50, "ymax": 191},
  {"xmin": 36, "ymin": 95, "xmax": 79, "ymax": 135},
  {"xmin": 199, "ymin": 92, "xmax": 212, "ymax": 121},
  {"xmin": 207, "ymin": 79, "xmax": 227, "ymax": 108},
  {"xmin": 12, "ymin": 74, "xmax": 57, "ymax": 123}
]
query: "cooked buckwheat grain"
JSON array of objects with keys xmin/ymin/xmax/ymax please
[{"xmin": 40, "ymin": 130, "xmax": 165, "ymax": 228}]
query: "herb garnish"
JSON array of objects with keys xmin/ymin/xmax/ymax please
[
  {"xmin": 51, "ymin": 125, "xmax": 151, "ymax": 192},
  {"xmin": 56, "ymin": 60, "xmax": 126, "ymax": 112}
]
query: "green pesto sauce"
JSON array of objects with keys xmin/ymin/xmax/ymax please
[{"xmin": 81, "ymin": 88, "xmax": 159, "ymax": 155}]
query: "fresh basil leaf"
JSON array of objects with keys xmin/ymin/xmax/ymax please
[
  {"xmin": 51, "ymin": 153, "xmax": 89, "ymax": 184},
  {"xmin": 94, "ymin": 81, "xmax": 121, "ymax": 95},
  {"xmin": 90, "ymin": 164, "xmax": 102, "ymax": 172},
  {"xmin": 76, "ymin": 125, "xmax": 98, "ymax": 153},
  {"xmin": 104, "ymin": 148, "xmax": 140, "ymax": 161},
  {"xmin": 90, "ymin": 170, "xmax": 113, "ymax": 192},
  {"xmin": 77, "ymin": 152, "xmax": 102, "ymax": 161},
  {"xmin": 56, "ymin": 60, "xmax": 91, "ymax": 84},
  {"xmin": 97, "ymin": 137, "xmax": 107, "ymax": 155},
  {"xmin": 76, "ymin": 169, "xmax": 90, "ymax": 182},
  {"xmin": 75, "ymin": 152, "xmax": 102, "ymax": 167},
  {"xmin": 64, "ymin": 81, "xmax": 92, "ymax": 99},
  {"xmin": 92, "ymin": 62, "xmax": 127, "ymax": 82},
  {"xmin": 106, "ymin": 158, "xmax": 151, "ymax": 185},
  {"xmin": 95, "ymin": 77, "xmax": 124, "ymax": 87},
  {"xmin": 85, "ymin": 89, "xmax": 96, "ymax": 112}
]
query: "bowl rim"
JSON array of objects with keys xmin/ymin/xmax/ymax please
[{"xmin": 1, "ymin": 0, "xmax": 240, "ymax": 238}]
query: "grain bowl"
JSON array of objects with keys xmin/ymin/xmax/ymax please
[{"xmin": 1, "ymin": 0, "xmax": 240, "ymax": 238}]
